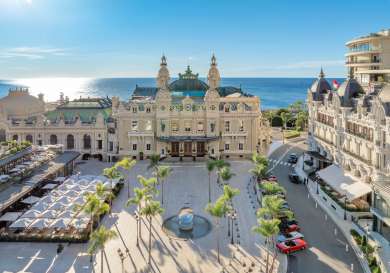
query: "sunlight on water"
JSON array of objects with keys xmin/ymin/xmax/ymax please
[{"xmin": 12, "ymin": 77, "xmax": 92, "ymax": 102}]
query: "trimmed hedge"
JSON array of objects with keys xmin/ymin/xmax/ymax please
[{"xmin": 284, "ymin": 130, "xmax": 300, "ymax": 139}]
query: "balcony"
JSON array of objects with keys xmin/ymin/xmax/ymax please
[
  {"xmin": 342, "ymin": 148, "xmax": 372, "ymax": 165},
  {"xmin": 345, "ymin": 129, "xmax": 373, "ymax": 142},
  {"xmin": 314, "ymin": 134, "xmax": 334, "ymax": 146}
]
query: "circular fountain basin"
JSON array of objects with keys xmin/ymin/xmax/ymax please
[{"xmin": 162, "ymin": 214, "xmax": 212, "ymax": 240}]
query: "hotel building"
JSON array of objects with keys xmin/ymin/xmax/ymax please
[
  {"xmin": 307, "ymin": 29, "xmax": 390, "ymax": 243},
  {"xmin": 0, "ymin": 56, "xmax": 270, "ymax": 162}
]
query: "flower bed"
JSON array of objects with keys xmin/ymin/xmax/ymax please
[
  {"xmin": 350, "ymin": 229, "xmax": 381, "ymax": 273},
  {"xmin": 283, "ymin": 130, "xmax": 300, "ymax": 139}
]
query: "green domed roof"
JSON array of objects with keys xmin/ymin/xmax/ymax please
[{"xmin": 169, "ymin": 66, "xmax": 209, "ymax": 92}]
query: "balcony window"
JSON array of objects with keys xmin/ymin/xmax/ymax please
[
  {"xmin": 239, "ymin": 120, "xmax": 244, "ymax": 131},
  {"xmin": 197, "ymin": 122, "xmax": 204, "ymax": 132},
  {"xmin": 145, "ymin": 120, "xmax": 152, "ymax": 131},
  {"xmin": 132, "ymin": 107, "xmax": 137, "ymax": 113},
  {"xmin": 146, "ymin": 143, "xmax": 151, "ymax": 151},
  {"xmin": 109, "ymin": 141, "xmax": 114, "ymax": 152},
  {"xmin": 225, "ymin": 121, "xmax": 230, "ymax": 132},
  {"xmin": 184, "ymin": 121, "xmax": 191, "ymax": 132},
  {"xmin": 239, "ymin": 143, "xmax": 244, "ymax": 150},
  {"xmin": 131, "ymin": 121, "xmax": 138, "ymax": 131},
  {"xmin": 171, "ymin": 121, "xmax": 179, "ymax": 132},
  {"xmin": 225, "ymin": 143, "xmax": 230, "ymax": 150},
  {"xmin": 132, "ymin": 144, "xmax": 137, "ymax": 151},
  {"xmin": 210, "ymin": 123, "xmax": 215, "ymax": 133}
]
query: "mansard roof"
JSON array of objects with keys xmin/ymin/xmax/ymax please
[
  {"xmin": 309, "ymin": 69, "xmax": 332, "ymax": 101},
  {"xmin": 337, "ymin": 77, "xmax": 364, "ymax": 107},
  {"xmin": 132, "ymin": 86, "xmax": 158, "ymax": 99}
]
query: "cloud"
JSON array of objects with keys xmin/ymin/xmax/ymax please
[{"xmin": 0, "ymin": 47, "xmax": 69, "ymax": 60}]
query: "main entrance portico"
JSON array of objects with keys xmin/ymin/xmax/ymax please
[{"xmin": 159, "ymin": 136, "xmax": 218, "ymax": 158}]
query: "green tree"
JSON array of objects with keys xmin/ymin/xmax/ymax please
[
  {"xmin": 288, "ymin": 100, "xmax": 304, "ymax": 113},
  {"xmin": 155, "ymin": 165, "xmax": 171, "ymax": 205},
  {"xmin": 222, "ymin": 185, "xmax": 240, "ymax": 202},
  {"xmin": 115, "ymin": 157, "xmax": 136, "ymax": 198},
  {"xmin": 280, "ymin": 112, "xmax": 292, "ymax": 129},
  {"xmin": 95, "ymin": 182, "xmax": 115, "ymax": 214},
  {"xmin": 214, "ymin": 159, "xmax": 230, "ymax": 184},
  {"xmin": 257, "ymin": 195, "xmax": 293, "ymax": 220},
  {"xmin": 206, "ymin": 160, "xmax": 216, "ymax": 202},
  {"xmin": 148, "ymin": 154, "xmax": 161, "ymax": 172},
  {"xmin": 140, "ymin": 200, "xmax": 164, "ymax": 265},
  {"xmin": 252, "ymin": 153, "xmax": 268, "ymax": 167},
  {"xmin": 252, "ymin": 218, "xmax": 280, "ymax": 273},
  {"xmin": 74, "ymin": 193, "xmax": 110, "ymax": 234},
  {"xmin": 219, "ymin": 166, "xmax": 235, "ymax": 185},
  {"xmin": 261, "ymin": 182, "xmax": 285, "ymax": 195},
  {"xmin": 249, "ymin": 163, "xmax": 268, "ymax": 182},
  {"xmin": 205, "ymin": 196, "xmax": 229, "ymax": 263},
  {"xmin": 88, "ymin": 226, "xmax": 117, "ymax": 273},
  {"xmin": 295, "ymin": 111, "xmax": 308, "ymax": 131}
]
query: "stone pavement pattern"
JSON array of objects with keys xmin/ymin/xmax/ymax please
[{"xmin": 0, "ymin": 159, "xmax": 283, "ymax": 273}]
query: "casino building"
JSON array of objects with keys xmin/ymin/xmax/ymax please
[
  {"xmin": 0, "ymin": 55, "xmax": 271, "ymax": 162},
  {"xmin": 109, "ymin": 55, "xmax": 271, "ymax": 161}
]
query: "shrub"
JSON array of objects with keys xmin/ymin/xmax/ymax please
[
  {"xmin": 284, "ymin": 130, "xmax": 300, "ymax": 139},
  {"xmin": 271, "ymin": 116, "xmax": 283, "ymax": 127}
]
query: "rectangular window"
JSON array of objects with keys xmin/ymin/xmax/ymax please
[
  {"xmin": 132, "ymin": 144, "xmax": 137, "ymax": 151},
  {"xmin": 172, "ymin": 121, "xmax": 179, "ymax": 132},
  {"xmin": 197, "ymin": 122, "xmax": 204, "ymax": 131},
  {"xmin": 225, "ymin": 121, "xmax": 230, "ymax": 132},
  {"xmin": 145, "ymin": 120, "xmax": 152, "ymax": 131},
  {"xmin": 225, "ymin": 143, "xmax": 230, "ymax": 150},
  {"xmin": 131, "ymin": 121, "xmax": 138, "ymax": 131},
  {"xmin": 210, "ymin": 123, "xmax": 215, "ymax": 132},
  {"xmin": 239, "ymin": 143, "xmax": 244, "ymax": 150},
  {"xmin": 184, "ymin": 121, "xmax": 191, "ymax": 132},
  {"xmin": 109, "ymin": 141, "xmax": 113, "ymax": 151},
  {"xmin": 132, "ymin": 107, "xmax": 137, "ymax": 113},
  {"xmin": 146, "ymin": 107, "xmax": 151, "ymax": 113},
  {"xmin": 138, "ymin": 104, "xmax": 144, "ymax": 111},
  {"xmin": 97, "ymin": 140, "xmax": 103, "ymax": 150},
  {"xmin": 146, "ymin": 144, "xmax": 151, "ymax": 150}
]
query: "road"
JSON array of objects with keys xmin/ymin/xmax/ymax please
[{"xmin": 268, "ymin": 139, "xmax": 364, "ymax": 273}]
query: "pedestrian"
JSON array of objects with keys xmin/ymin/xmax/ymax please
[{"xmin": 56, "ymin": 243, "xmax": 64, "ymax": 255}]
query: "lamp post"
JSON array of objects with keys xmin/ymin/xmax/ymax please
[
  {"xmin": 117, "ymin": 249, "xmax": 125, "ymax": 273},
  {"xmin": 134, "ymin": 211, "xmax": 140, "ymax": 247},
  {"xmin": 316, "ymin": 179, "xmax": 319, "ymax": 195},
  {"xmin": 227, "ymin": 211, "xmax": 231, "ymax": 237},
  {"xmin": 343, "ymin": 195, "xmax": 347, "ymax": 220}
]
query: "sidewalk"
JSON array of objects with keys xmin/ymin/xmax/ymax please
[{"xmin": 295, "ymin": 156, "xmax": 389, "ymax": 273}]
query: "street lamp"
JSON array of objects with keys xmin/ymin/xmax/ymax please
[
  {"xmin": 134, "ymin": 211, "xmax": 140, "ymax": 247},
  {"xmin": 117, "ymin": 248, "xmax": 125, "ymax": 273}
]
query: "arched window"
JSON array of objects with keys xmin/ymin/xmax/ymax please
[
  {"xmin": 26, "ymin": 135, "xmax": 33, "ymax": 143},
  {"xmin": 67, "ymin": 134, "xmax": 75, "ymax": 149},
  {"xmin": 12, "ymin": 134, "xmax": 18, "ymax": 141},
  {"xmin": 83, "ymin": 134, "xmax": 91, "ymax": 149},
  {"xmin": 50, "ymin": 134, "xmax": 57, "ymax": 145}
]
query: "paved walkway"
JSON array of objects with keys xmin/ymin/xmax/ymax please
[{"xmin": 294, "ymin": 156, "xmax": 389, "ymax": 273}]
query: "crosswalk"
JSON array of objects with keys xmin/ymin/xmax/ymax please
[{"xmin": 268, "ymin": 158, "xmax": 296, "ymax": 168}]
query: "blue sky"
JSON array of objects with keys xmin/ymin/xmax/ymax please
[{"xmin": 0, "ymin": 0, "xmax": 389, "ymax": 79}]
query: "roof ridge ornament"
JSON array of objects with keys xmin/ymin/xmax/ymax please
[
  {"xmin": 319, "ymin": 67, "xmax": 325, "ymax": 78},
  {"xmin": 211, "ymin": 54, "xmax": 217, "ymax": 66},
  {"xmin": 161, "ymin": 54, "xmax": 167, "ymax": 66}
]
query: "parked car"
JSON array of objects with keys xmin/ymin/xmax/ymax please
[
  {"xmin": 277, "ymin": 231, "xmax": 304, "ymax": 243},
  {"xmin": 288, "ymin": 171, "xmax": 301, "ymax": 184},
  {"xmin": 281, "ymin": 201, "xmax": 290, "ymax": 210},
  {"xmin": 276, "ymin": 238, "xmax": 307, "ymax": 254},
  {"xmin": 267, "ymin": 175, "xmax": 278, "ymax": 182},
  {"xmin": 279, "ymin": 219, "xmax": 300, "ymax": 233},
  {"xmin": 287, "ymin": 153, "xmax": 298, "ymax": 164}
]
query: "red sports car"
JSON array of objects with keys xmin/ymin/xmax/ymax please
[
  {"xmin": 280, "ymin": 223, "xmax": 300, "ymax": 233},
  {"xmin": 276, "ymin": 238, "xmax": 307, "ymax": 254}
]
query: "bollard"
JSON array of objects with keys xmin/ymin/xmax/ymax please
[
  {"xmin": 334, "ymin": 228, "xmax": 337, "ymax": 236},
  {"xmin": 315, "ymin": 202, "xmax": 318, "ymax": 208},
  {"xmin": 346, "ymin": 244, "xmax": 349, "ymax": 252},
  {"xmin": 350, "ymin": 263, "xmax": 354, "ymax": 271},
  {"xmin": 325, "ymin": 214, "xmax": 327, "ymax": 221},
  {"xmin": 307, "ymin": 193, "xmax": 310, "ymax": 199}
]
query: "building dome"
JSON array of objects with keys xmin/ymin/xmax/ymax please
[
  {"xmin": 0, "ymin": 88, "xmax": 45, "ymax": 119},
  {"xmin": 309, "ymin": 68, "xmax": 331, "ymax": 101},
  {"xmin": 169, "ymin": 66, "xmax": 209, "ymax": 91}
]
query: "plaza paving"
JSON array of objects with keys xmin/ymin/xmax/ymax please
[{"xmin": 0, "ymin": 159, "xmax": 281, "ymax": 273}]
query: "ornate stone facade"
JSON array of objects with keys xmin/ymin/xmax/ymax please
[
  {"xmin": 109, "ymin": 56, "xmax": 270, "ymax": 161},
  {"xmin": 0, "ymin": 56, "xmax": 271, "ymax": 162}
]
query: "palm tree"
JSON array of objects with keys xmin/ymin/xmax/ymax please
[
  {"xmin": 137, "ymin": 175, "xmax": 158, "ymax": 196},
  {"xmin": 155, "ymin": 165, "xmax": 171, "ymax": 205},
  {"xmin": 213, "ymin": 159, "xmax": 229, "ymax": 184},
  {"xmin": 223, "ymin": 185, "xmax": 240, "ymax": 202},
  {"xmin": 206, "ymin": 160, "xmax": 216, "ymax": 202},
  {"xmin": 219, "ymin": 166, "xmax": 235, "ymax": 185},
  {"xmin": 205, "ymin": 196, "xmax": 229, "ymax": 263},
  {"xmin": 140, "ymin": 200, "xmax": 164, "ymax": 265},
  {"xmin": 115, "ymin": 157, "xmax": 136, "ymax": 198},
  {"xmin": 148, "ymin": 154, "xmax": 160, "ymax": 172},
  {"xmin": 252, "ymin": 218, "xmax": 280, "ymax": 273},
  {"xmin": 95, "ymin": 182, "xmax": 114, "ymax": 214},
  {"xmin": 257, "ymin": 195, "xmax": 293, "ymax": 220},
  {"xmin": 74, "ymin": 193, "xmax": 110, "ymax": 234},
  {"xmin": 280, "ymin": 112, "xmax": 292, "ymax": 143},
  {"xmin": 88, "ymin": 226, "xmax": 117, "ymax": 273},
  {"xmin": 252, "ymin": 153, "xmax": 268, "ymax": 167},
  {"xmin": 249, "ymin": 163, "xmax": 267, "ymax": 182},
  {"xmin": 127, "ymin": 187, "xmax": 150, "ymax": 245},
  {"xmin": 261, "ymin": 182, "xmax": 285, "ymax": 195}
]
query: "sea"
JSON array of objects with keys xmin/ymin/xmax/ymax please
[{"xmin": 0, "ymin": 78, "xmax": 344, "ymax": 110}]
